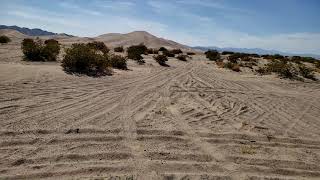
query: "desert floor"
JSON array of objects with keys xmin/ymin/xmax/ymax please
[{"xmin": 1, "ymin": 43, "xmax": 320, "ymax": 180}]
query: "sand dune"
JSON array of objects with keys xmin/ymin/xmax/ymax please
[{"xmin": 0, "ymin": 33, "xmax": 320, "ymax": 180}]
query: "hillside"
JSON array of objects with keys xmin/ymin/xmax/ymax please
[{"xmin": 96, "ymin": 31, "xmax": 190, "ymax": 50}]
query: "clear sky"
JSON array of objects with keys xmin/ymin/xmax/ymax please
[{"xmin": 1, "ymin": 0, "xmax": 320, "ymax": 54}]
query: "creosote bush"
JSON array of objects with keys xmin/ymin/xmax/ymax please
[
  {"xmin": 21, "ymin": 38, "xmax": 60, "ymax": 61},
  {"xmin": 171, "ymin": 49, "xmax": 183, "ymax": 54},
  {"xmin": 108, "ymin": 54, "xmax": 127, "ymax": 70},
  {"xmin": 147, "ymin": 48, "xmax": 159, "ymax": 54},
  {"xmin": 61, "ymin": 43, "xmax": 111, "ymax": 76},
  {"xmin": 87, "ymin": 41, "xmax": 109, "ymax": 54},
  {"xmin": 159, "ymin": 47, "xmax": 168, "ymax": 52},
  {"xmin": 187, "ymin": 52, "xmax": 195, "ymax": 55},
  {"xmin": 205, "ymin": 50, "xmax": 220, "ymax": 61},
  {"xmin": 163, "ymin": 50, "xmax": 175, "ymax": 57},
  {"xmin": 0, "ymin": 35, "xmax": 11, "ymax": 44},
  {"xmin": 176, "ymin": 55, "xmax": 188, "ymax": 61},
  {"xmin": 222, "ymin": 51, "xmax": 234, "ymax": 55},
  {"xmin": 153, "ymin": 54, "xmax": 168, "ymax": 66},
  {"xmin": 298, "ymin": 64, "xmax": 316, "ymax": 80},
  {"xmin": 127, "ymin": 44, "xmax": 147, "ymax": 64},
  {"xmin": 224, "ymin": 62, "xmax": 241, "ymax": 72},
  {"xmin": 114, "ymin": 46, "xmax": 124, "ymax": 52}
]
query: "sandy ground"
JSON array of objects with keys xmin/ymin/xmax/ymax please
[{"xmin": 1, "ymin": 40, "xmax": 320, "ymax": 180}]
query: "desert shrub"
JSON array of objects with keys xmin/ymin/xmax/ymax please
[
  {"xmin": 261, "ymin": 54, "xmax": 272, "ymax": 59},
  {"xmin": 159, "ymin": 47, "xmax": 168, "ymax": 52},
  {"xmin": 255, "ymin": 67, "xmax": 270, "ymax": 75},
  {"xmin": 205, "ymin": 50, "xmax": 220, "ymax": 61},
  {"xmin": 266, "ymin": 60, "xmax": 297, "ymax": 79},
  {"xmin": 171, "ymin": 49, "xmax": 183, "ymax": 54},
  {"xmin": 239, "ymin": 62, "xmax": 257, "ymax": 69},
  {"xmin": 147, "ymin": 48, "xmax": 158, "ymax": 54},
  {"xmin": 224, "ymin": 62, "xmax": 241, "ymax": 72},
  {"xmin": 187, "ymin": 52, "xmax": 195, "ymax": 55},
  {"xmin": 114, "ymin": 46, "xmax": 124, "ymax": 52},
  {"xmin": 250, "ymin": 53, "xmax": 260, "ymax": 58},
  {"xmin": 163, "ymin": 50, "xmax": 175, "ymax": 57},
  {"xmin": 21, "ymin": 38, "xmax": 60, "ymax": 61},
  {"xmin": 21, "ymin": 38, "xmax": 43, "ymax": 61},
  {"xmin": 153, "ymin": 54, "xmax": 168, "ymax": 66},
  {"xmin": 273, "ymin": 54, "xmax": 284, "ymax": 60},
  {"xmin": 298, "ymin": 64, "xmax": 316, "ymax": 80},
  {"xmin": 228, "ymin": 54, "xmax": 239, "ymax": 63},
  {"xmin": 127, "ymin": 44, "xmax": 147, "ymax": 64},
  {"xmin": 176, "ymin": 55, "xmax": 188, "ymax": 61},
  {"xmin": 0, "ymin": 35, "xmax": 11, "ymax": 44},
  {"xmin": 108, "ymin": 54, "xmax": 127, "ymax": 70},
  {"xmin": 315, "ymin": 62, "xmax": 320, "ymax": 69},
  {"xmin": 42, "ymin": 39, "xmax": 60, "ymax": 61},
  {"xmin": 61, "ymin": 43, "xmax": 111, "ymax": 76},
  {"xmin": 216, "ymin": 61, "xmax": 225, "ymax": 68},
  {"xmin": 241, "ymin": 56, "xmax": 256, "ymax": 62},
  {"xmin": 221, "ymin": 51, "xmax": 234, "ymax": 55},
  {"xmin": 87, "ymin": 41, "xmax": 109, "ymax": 54}
]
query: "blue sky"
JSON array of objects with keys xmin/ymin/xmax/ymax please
[{"xmin": 1, "ymin": 0, "xmax": 320, "ymax": 54}]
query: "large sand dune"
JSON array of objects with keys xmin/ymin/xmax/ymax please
[{"xmin": 0, "ymin": 34, "xmax": 320, "ymax": 180}]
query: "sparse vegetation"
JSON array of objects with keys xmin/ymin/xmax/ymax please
[
  {"xmin": 266, "ymin": 60, "xmax": 297, "ymax": 79},
  {"xmin": 221, "ymin": 51, "xmax": 234, "ymax": 55},
  {"xmin": 298, "ymin": 64, "xmax": 316, "ymax": 80},
  {"xmin": 205, "ymin": 50, "xmax": 220, "ymax": 61},
  {"xmin": 127, "ymin": 44, "xmax": 147, "ymax": 64},
  {"xmin": 147, "ymin": 48, "xmax": 158, "ymax": 54},
  {"xmin": 87, "ymin": 41, "xmax": 109, "ymax": 54},
  {"xmin": 163, "ymin": 50, "xmax": 175, "ymax": 57},
  {"xmin": 153, "ymin": 54, "xmax": 168, "ymax": 66},
  {"xmin": 159, "ymin": 47, "xmax": 168, "ymax": 52},
  {"xmin": 0, "ymin": 35, "xmax": 11, "ymax": 44},
  {"xmin": 108, "ymin": 54, "xmax": 127, "ymax": 70},
  {"xmin": 187, "ymin": 52, "xmax": 195, "ymax": 55},
  {"xmin": 224, "ymin": 62, "xmax": 241, "ymax": 72},
  {"xmin": 21, "ymin": 38, "xmax": 60, "ymax": 61},
  {"xmin": 114, "ymin": 46, "xmax": 124, "ymax": 52},
  {"xmin": 176, "ymin": 55, "xmax": 188, "ymax": 61},
  {"xmin": 61, "ymin": 43, "xmax": 111, "ymax": 76},
  {"xmin": 171, "ymin": 49, "xmax": 183, "ymax": 54}
]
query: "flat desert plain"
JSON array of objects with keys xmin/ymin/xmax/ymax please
[{"xmin": 1, "ymin": 36, "xmax": 320, "ymax": 180}]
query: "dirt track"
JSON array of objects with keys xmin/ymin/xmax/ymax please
[{"xmin": 1, "ymin": 55, "xmax": 320, "ymax": 180}]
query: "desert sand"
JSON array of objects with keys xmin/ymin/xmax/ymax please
[{"xmin": 0, "ymin": 30, "xmax": 320, "ymax": 180}]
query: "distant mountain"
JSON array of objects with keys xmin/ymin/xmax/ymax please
[
  {"xmin": 96, "ymin": 31, "xmax": 191, "ymax": 50},
  {"xmin": 0, "ymin": 25, "xmax": 73, "ymax": 37},
  {"xmin": 193, "ymin": 46, "xmax": 320, "ymax": 59}
]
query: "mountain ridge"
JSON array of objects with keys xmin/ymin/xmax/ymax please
[{"xmin": 193, "ymin": 46, "xmax": 320, "ymax": 59}]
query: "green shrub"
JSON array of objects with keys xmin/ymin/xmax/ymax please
[
  {"xmin": 266, "ymin": 60, "xmax": 297, "ymax": 79},
  {"xmin": 61, "ymin": 43, "xmax": 111, "ymax": 76},
  {"xmin": 127, "ymin": 44, "xmax": 147, "ymax": 64},
  {"xmin": 187, "ymin": 52, "xmax": 195, "ymax": 55},
  {"xmin": 108, "ymin": 54, "xmax": 127, "ymax": 70},
  {"xmin": 0, "ymin": 35, "xmax": 11, "ymax": 44},
  {"xmin": 171, "ymin": 49, "xmax": 183, "ymax": 54},
  {"xmin": 228, "ymin": 54, "xmax": 240, "ymax": 63},
  {"xmin": 21, "ymin": 38, "xmax": 43, "ymax": 61},
  {"xmin": 176, "ymin": 55, "xmax": 188, "ymax": 61},
  {"xmin": 87, "ymin": 41, "xmax": 109, "ymax": 54},
  {"xmin": 21, "ymin": 38, "xmax": 60, "ymax": 61},
  {"xmin": 255, "ymin": 67, "xmax": 270, "ymax": 75},
  {"xmin": 159, "ymin": 47, "xmax": 168, "ymax": 52},
  {"xmin": 298, "ymin": 64, "xmax": 316, "ymax": 80},
  {"xmin": 224, "ymin": 62, "xmax": 241, "ymax": 72},
  {"xmin": 273, "ymin": 54, "xmax": 285, "ymax": 60},
  {"xmin": 250, "ymin": 54, "xmax": 260, "ymax": 58},
  {"xmin": 163, "ymin": 50, "xmax": 175, "ymax": 57},
  {"xmin": 205, "ymin": 50, "xmax": 220, "ymax": 61},
  {"xmin": 153, "ymin": 54, "xmax": 168, "ymax": 66},
  {"xmin": 221, "ymin": 51, "xmax": 234, "ymax": 55},
  {"xmin": 42, "ymin": 39, "xmax": 60, "ymax": 61},
  {"xmin": 147, "ymin": 48, "xmax": 158, "ymax": 54},
  {"xmin": 114, "ymin": 46, "xmax": 124, "ymax": 52}
]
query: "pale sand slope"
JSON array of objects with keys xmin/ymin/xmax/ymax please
[{"xmin": 0, "ymin": 53, "xmax": 320, "ymax": 180}]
